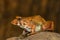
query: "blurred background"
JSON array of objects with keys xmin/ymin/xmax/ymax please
[{"xmin": 0, "ymin": 0, "xmax": 60, "ymax": 40}]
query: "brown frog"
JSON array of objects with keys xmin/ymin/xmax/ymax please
[{"xmin": 11, "ymin": 15, "xmax": 54, "ymax": 36}]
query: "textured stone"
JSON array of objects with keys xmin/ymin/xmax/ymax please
[{"xmin": 6, "ymin": 32, "xmax": 60, "ymax": 40}]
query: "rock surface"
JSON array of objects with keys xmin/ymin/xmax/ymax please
[{"xmin": 6, "ymin": 32, "xmax": 60, "ymax": 40}]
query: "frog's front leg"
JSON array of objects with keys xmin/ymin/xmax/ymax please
[
  {"xmin": 19, "ymin": 30, "xmax": 26, "ymax": 39},
  {"xmin": 22, "ymin": 30, "xmax": 26, "ymax": 35},
  {"xmin": 29, "ymin": 25, "xmax": 35, "ymax": 35},
  {"xmin": 22, "ymin": 30, "xmax": 31, "ymax": 37}
]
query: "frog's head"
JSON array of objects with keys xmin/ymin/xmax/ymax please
[
  {"xmin": 11, "ymin": 16, "xmax": 32, "ymax": 29},
  {"xmin": 11, "ymin": 16, "xmax": 22, "ymax": 25}
]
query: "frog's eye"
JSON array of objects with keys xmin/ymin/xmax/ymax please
[
  {"xmin": 17, "ymin": 18, "xmax": 21, "ymax": 21},
  {"xmin": 16, "ymin": 16, "xmax": 21, "ymax": 18},
  {"xmin": 23, "ymin": 22, "xmax": 26, "ymax": 25},
  {"xmin": 16, "ymin": 16, "xmax": 22, "ymax": 20}
]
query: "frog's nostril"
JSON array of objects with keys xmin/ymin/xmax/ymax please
[
  {"xmin": 16, "ymin": 22, "xmax": 18, "ymax": 24},
  {"xmin": 11, "ymin": 21, "xmax": 14, "ymax": 24}
]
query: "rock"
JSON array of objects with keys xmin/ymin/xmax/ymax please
[{"xmin": 6, "ymin": 32, "xmax": 60, "ymax": 40}]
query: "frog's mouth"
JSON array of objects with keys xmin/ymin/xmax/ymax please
[{"xmin": 17, "ymin": 20, "xmax": 31, "ymax": 32}]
